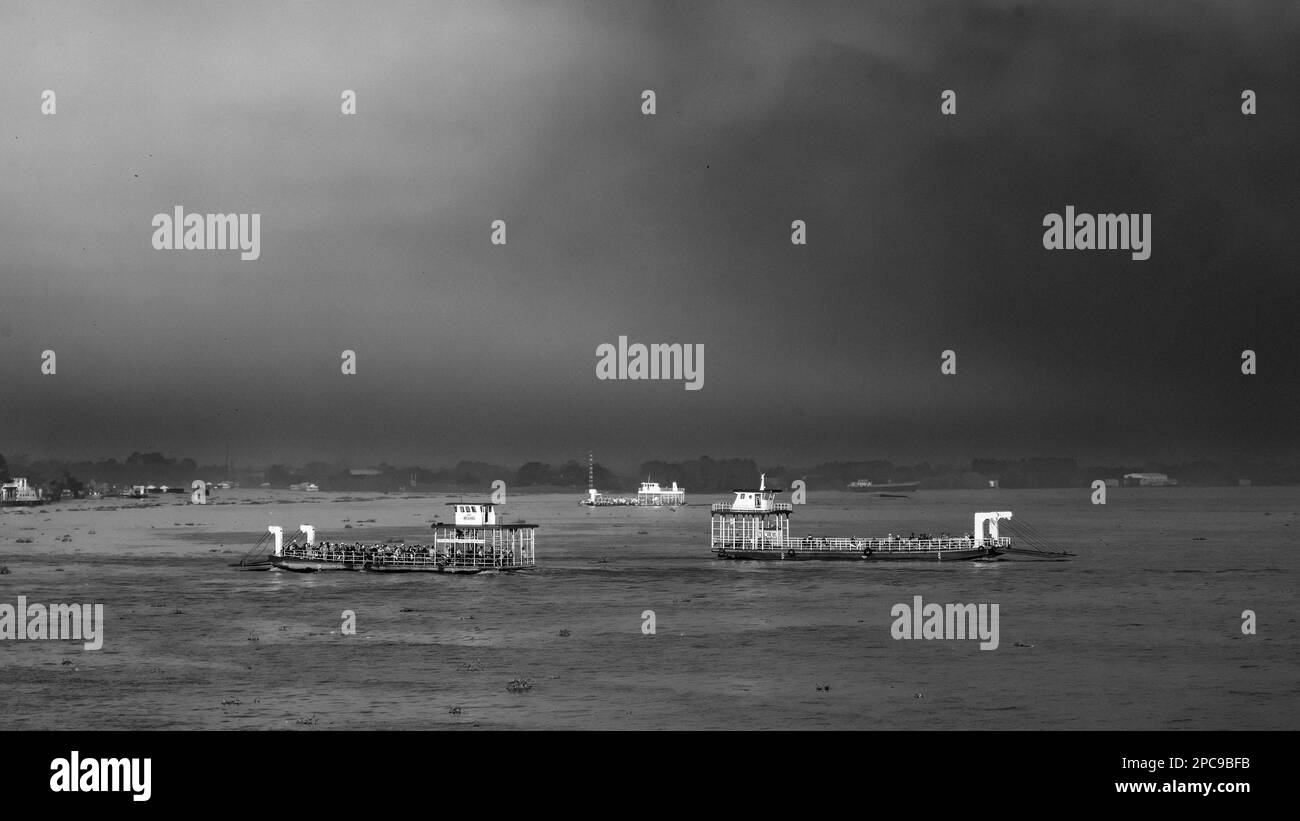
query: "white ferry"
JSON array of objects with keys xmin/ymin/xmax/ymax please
[
  {"xmin": 637, "ymin": 480, "xmax": 685, "ymax": 506},
  {"xmin": 583, "ymin": 480, "xmax": 686, "ymax": 507},
  {"xmin": 710, "ymin": 475, "xmax": 1013, "ymax": 562},
  {"xmin": 256, "ymin": 502, "xmax": 537, "ymax": 574}
]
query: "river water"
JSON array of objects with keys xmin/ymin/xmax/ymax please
[{"xmin": 1, "ymin": 487, "xmax": 1295, "ymax": 729}]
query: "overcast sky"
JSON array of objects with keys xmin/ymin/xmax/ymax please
[{"xmin": 1, "ymin": 0, "xmax": 1297, "ymax": 469}]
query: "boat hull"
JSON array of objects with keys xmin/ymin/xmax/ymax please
[
  {"xmin": 269, "ymin": 557, "xmax": 529, "ymax": 574},
  {"xmin": 712, "ymin": 546, "xmax": 1001, "ymax": 562}
]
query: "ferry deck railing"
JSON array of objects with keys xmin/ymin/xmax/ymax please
[
  {"xmin": 711, "ymin": 503, "xmax": 794, "ymax": 513},
  {"xmin": 280, "ymin": 544, "xmax": 534, "ymax": 568},
  {"xmin": 711, "ymin": 536, "xmax": 1012, "ymax": 552}
]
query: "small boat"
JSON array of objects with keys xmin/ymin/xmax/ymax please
[{"xmin": 847, "ymin": 479, "xmax": 920, "ymax": 494}]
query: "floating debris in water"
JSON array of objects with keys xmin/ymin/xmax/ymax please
[
  {"xmin": 1013, "ymin": 641, "xmax": 1035, "ymax": 648},
  {"xmin": 61, "ymin": 659, "xmax": 73, "ymax": 666},
  {"xmin": 295, "ymin": 714, "xmax": 318, "ymax": 726},
  {"xmin": 914, "ymin": 693, "xmax": 924, "ymax": 699},
  {"xmin": 221, "ymin": 697, "xmax": 241, "ymax": 706},
  {"xmin": 447, "ymin": 706, "xmax": 462, "ymax": 715},
  {"xmin": 816, "ymin": 684, "xmax": 831, "ymax": 692},
  {"xmin": 171, "ymin": 609, "xmax": 184, "ymax": 615},
  {"xmin": 0, "ymin": 566, "xmax": 9, "ymax": 575},
  {"xmin": 558, "ymin": 629, "xmax": 571, "ymax": 637},
  {"xmin": 247, "ymin": 632, "xmax": 260, "ymax": 642},
  {"xmin": 15, "ymin": 538, "xmax": 33, "ymax": 544},
  {"xmin": 506, "ymin": 678, "xmax": 533, "ymax": 693},
  {"xmin": 459, "ymin": 658, "xmax": 484, "ymax": 672}
]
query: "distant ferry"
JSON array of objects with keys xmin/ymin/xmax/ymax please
[
  {"xmin": 256, "ymin": 502, "xmax": 537, "ymax": 574},
  {"xmin": 582, "ymin": 480, "xmax": 685, "ymax": 507},
  {"xmin": 711, "ymin": 476, "xmax": 1011, "ymax": 562},
  {"xmin": 847, "ymin": 479, "xmax": 919, "ymax": 494},
  {"xmin": 0, "ymin": 478, "xmax": 46, "ymax": 507}
]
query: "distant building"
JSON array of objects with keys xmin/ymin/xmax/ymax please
[{"xmin": 1123, "ymin": 472, "xmax": 1177, "ymax": 487}]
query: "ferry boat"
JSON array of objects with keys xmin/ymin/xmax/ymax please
[
  {"xmin": 577, "ymin": 454, "xmax": 685, "ymax": 507},
  {"xmin": 583, "ymin": 480, "xmax": 686, "ymax": 506},
  {"xmin": 264, "ymin": 502, "xmax": 536, "ymax": 574},
  {"xmin": 638, "ymin": 480, "xmax": 685, "ymax": 505},
  {"xmin": 0, "ymin": 478, "xmax": 46, "ymax": 507},
  {"xmin": 583, "ymin": 480, "xmax": 686, "ymax": 507},
  {"xmin": 710, "ymin": 476, "xmax": 1011, "ymax": 562},
  {"xmin": 847, "ymin": 479, "xmax": 919, "ymax": 494}
]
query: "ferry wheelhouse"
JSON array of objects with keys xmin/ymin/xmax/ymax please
[
  {"xmin": 267, "ymin": 502, "xmax": 536, "ymax": 573},
  {"xmin": 710, "ymin": 476, "xmax": 1012, "ymax": 562}
]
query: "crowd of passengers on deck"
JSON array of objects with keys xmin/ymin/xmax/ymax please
[{"xmin": 283, "ymin": 540, "xmax": 517, "ymax": 563}]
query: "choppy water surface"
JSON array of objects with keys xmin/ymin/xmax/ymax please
[{"xmin": 1, "ymin": 488, "xmax": 1296, "ymax": 730}]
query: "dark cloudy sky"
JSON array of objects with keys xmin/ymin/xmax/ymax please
[{"xmin": 2, "ymin": 0, "xmax": 1297, "ymax": 469}]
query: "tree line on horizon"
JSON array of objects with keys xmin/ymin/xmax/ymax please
[{"xmin": 3, "ymin": 451, "xmax": 1298, "ymax": 496}]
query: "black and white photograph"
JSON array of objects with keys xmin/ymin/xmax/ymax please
[{"xmin": 1, "ymin": 0, "xmax": 1295, "ymax": 805}]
